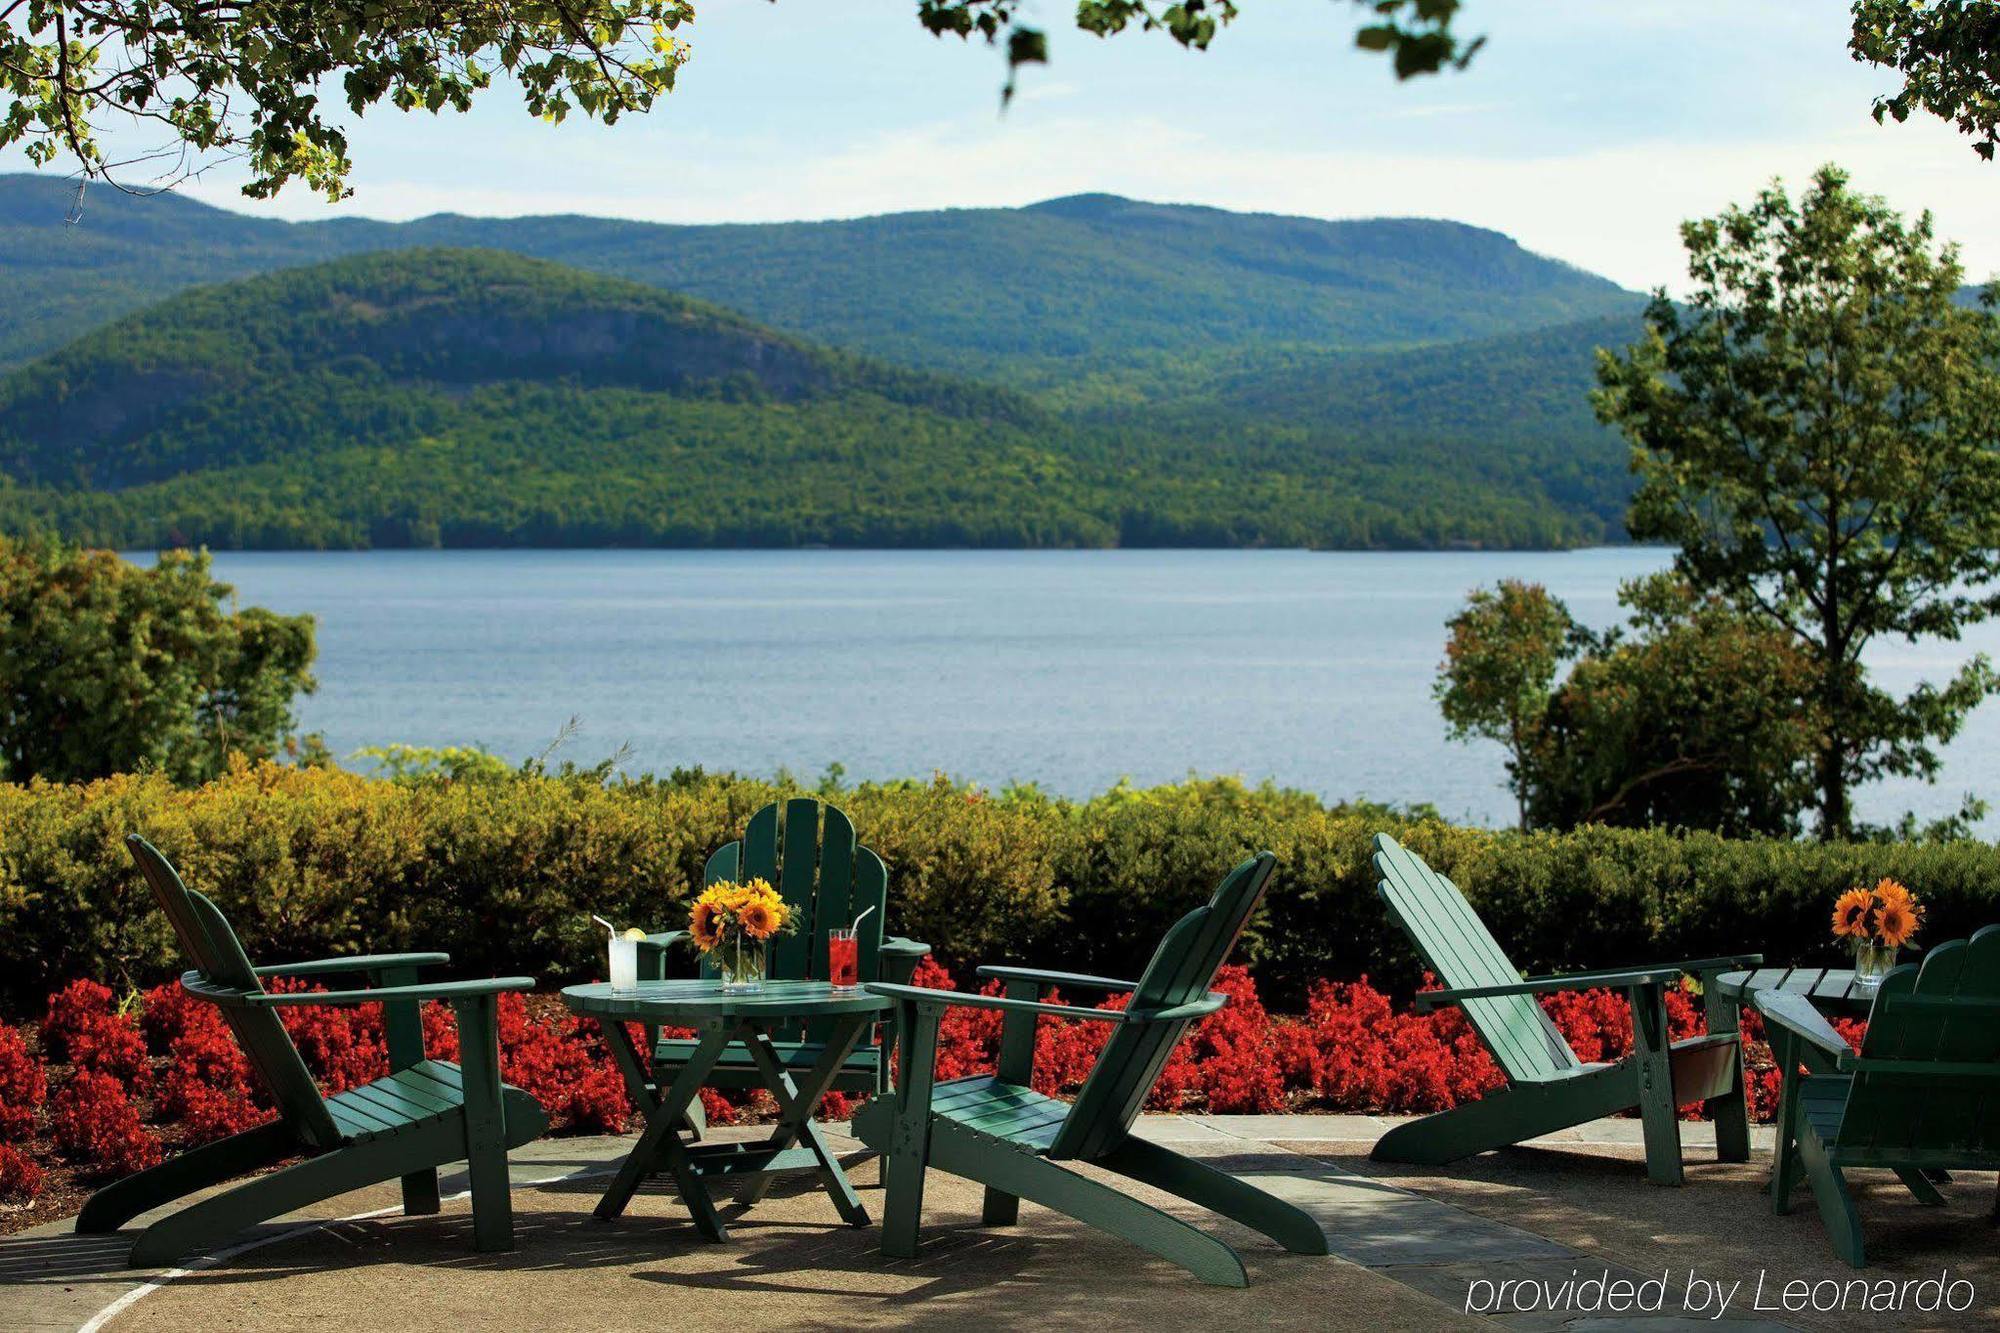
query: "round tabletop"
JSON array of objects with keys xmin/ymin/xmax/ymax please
[
  {"xmin": 1712, "ymin": 965, "xmax": 1874, "ymax": 1012},
  {"xmin": 561, "ymin": 978, "xmax": 891, "ymax": 1023}
]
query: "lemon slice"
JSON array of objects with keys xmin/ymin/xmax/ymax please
[{"xmin": 622, "ymin": 927, "xmax": 648, "ymax": 941}]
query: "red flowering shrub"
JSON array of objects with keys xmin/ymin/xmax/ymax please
[
  {"xmin": 155, "ymin": 996, "xmax": 270, "ymax": 1144},
  {"xmin": 0, "ymin": 1143, "xmax": 43, "ymax": 1201},
  {"xmin": 42, "ymin": 980, "xmax": 115, "ymax": 1062},
  {"xmin": 51, "ymin": 1071, "xmax": 159, "ymax": 1176},
  {"xmin": 0, "ymin": 1023, "xmax": 48, "ymax": 1140},
  {"xmin": 269, "ymin": 979, "xmax": 389, "ymax": 1094},
  {"xmin": 42, "ymin": 979, "xmax": 150, "ymax": 1090},
  {"xmin": 139, "ymin": 983, "xmax": 208, "ymax": 1053}
]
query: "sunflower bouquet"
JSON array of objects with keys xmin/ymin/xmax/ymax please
[
  {"xmin": 1831, "ymin": 877, "xmax": 1923, "ymax": 987},
  {"xmin": 690, "ymin": 878, "xmax": 794, "ymax": 992}
]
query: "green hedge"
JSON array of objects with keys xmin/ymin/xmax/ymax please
[{"xmin": 3, "ymin": 763, "xmax": 1998, "ymax": 1016}]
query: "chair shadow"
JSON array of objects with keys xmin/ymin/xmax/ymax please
[{"xmin": 0, "ymin": 1229, "xmax": 146, "ymax": 1286}]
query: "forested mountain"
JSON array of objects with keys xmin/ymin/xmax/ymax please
[
  {"xmin": 0, "ymin": 249, "xmax": 1621, "ymax": 550},
  {"xmin": 0, "ymin": 174, "xmax": 1640, "ymax": 381}
]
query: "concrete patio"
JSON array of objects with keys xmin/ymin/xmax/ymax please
[{"xmin": 2, "ymin": 1116, "xmax": 1993, "ymax": 1331}]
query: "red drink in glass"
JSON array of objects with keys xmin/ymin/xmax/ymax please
[{"xmin": 828, "ymin": 930, "xmax": 860, "ymax": 990}]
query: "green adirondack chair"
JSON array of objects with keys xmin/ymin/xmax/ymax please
[
  {"xmin": 78, "ymin": 836, "xmax": 549, "ymax": 1268},
  {"xmin": 851, "ymin": 851, "xmax": 1331, "ymax": 1287},
  {"xmin": 1371, "ymin": 834, "xmax": 1760, "ymax": 1185},
  {"xmin": 1763, "ymin": 925, "xmax": 2000, "ymax": 1267},
  {"xmin": 636, "ymin": 798, "xmax": 929, "ymax": 1136}
]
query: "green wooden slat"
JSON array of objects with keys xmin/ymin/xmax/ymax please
[
  {"xmin": 1377, "ymin": 846, "xmax": 1549, "ymax": 1079},
  {"xmin": 851, "ymin": 848, "xmax": 887, "ymax": 986},
  {"xmin": 936, "ymin": 1089, "xmax": 1062, "ymax": 1124},
  {"xmin": 1057, "ymin": 853, "xmax": 1273, "ymax": 1160},
  {"xmin": 1376, "ymin": 840, "xmax": 1573, "ymax": 1083},
  {"xmin": 379, "ymin": 1068, "xmax": 461, "ymax": 1110},
  {"xmin": 338, "ymin": 1084, "xmax": 428, "ymax": 1127},
  {"xmin": 394, "ymin": 1066, "xmax": 467, "ymax": 1108},
  {"xmin": 741, "ymin": 804, "xmax": 780, "ymax": 885},
  {"xmin": 327, "ymin": 1101, "xmax": 395, "ymax": 1141},
  {"xmin": 346, "ymin": 1080, "xmax": 449, "ymax": 1124},
  {"xmin": 813, "ymin": 805, "xmax": 857, "ymax": 980},
  {"xmin": 703, "ymin": 841, "xmax": 742, "ymax": 887},
  {"xmin": 1377, "ymin": 849, "xmax": 1544, "ymax": 1079},
  {"xmin": 771, "ymin": 799, "xmax": 819, "ymax": 980},
  {"xmin": 955, "ymin": 1102, "xmax": 1070, "ymax": 1139}
]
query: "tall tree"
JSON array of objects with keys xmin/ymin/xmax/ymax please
[
  {"xmin": 0, "ymin": 536, "xmax": 317, "ymax": 782},
  {"xmin": 1527, "ymin": 576, "xmax": 1821, "ymax": 838},
  {"xmin": 1433, "ymin": 578, "xmax": 1580, "ymax": 830},
  {"xmin": 1, "ymin": 0, "xmax": 1476, "ymax": 202},
  {"xmin": 1594, "ymin": 165, "xmax": 2000, "ymax": 839}
]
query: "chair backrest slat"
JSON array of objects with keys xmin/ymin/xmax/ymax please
[
  {"xmin": 125, "ymin": 836, "xmax": 341, "ymax": 1148},
  {"xmin": 1373, "ymin": 835, "xmax": 1578, "ymax": 1084},
  {"xmin": 1050, "ymin": 852, "xmax": 1274, "ymax": 1161},
  {"xmin": 1844, "ymin": 926, "xmax": 2000, "ymax": 1161}
]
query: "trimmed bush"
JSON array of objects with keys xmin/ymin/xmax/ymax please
[{"xmin": 2, "ymin": 764, "xmax": 1999, "ymax": 1013}]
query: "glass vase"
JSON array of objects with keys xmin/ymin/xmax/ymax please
[
  {"xmin": 718, "ymin": 936, "xmax": 766, "ymax": 994},
  {"xmin": 1853, "ymin": 939, "xmax": 1897, "ymax": 989}
]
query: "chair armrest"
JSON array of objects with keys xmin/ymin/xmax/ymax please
[
  {"xmin": 1757, "ymin": 990, "xmax": 1853, "ymax": 1064},
  {"xmin": 1412, "ymin": 967, "xmax": 1683, "ymax": 1012},
  {"xmin": 635, "ymin": 930, "xmax": 689, "ymax": 954},
  {"xmin": 976, "ymin": 965, "xmax": 1139, "ymax": 994},
  {"xmin": 254, "ymin": 952, "xmax": 451, "ymax": 979},
  {"xmin": 877, "ymin": 937, "xmax": 930, "ymax": 988},
  {"xmin": 1136, "ymin": 993, "xmax": 1228, "ymax": 1022},
  {"xmin": 245, "ymin": 977, "xmax": 536, "ymax": 1008},
  {"xmin": 865, "ymin": 981, "xmax": 1127, "ymax": 1024},
  {"xmin": 1512, "ymin": 955, "xmax": 1762, "ymax": 988}
]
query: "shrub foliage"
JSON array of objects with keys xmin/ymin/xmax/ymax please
[{"xmin": 3, "ymin": 764, "xmax": 1999, "ymax": 1014}]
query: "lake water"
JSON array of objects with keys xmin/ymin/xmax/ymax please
[{"xmin": 174, "ymin": 548, "xmax": 2000, "ymax": 834}]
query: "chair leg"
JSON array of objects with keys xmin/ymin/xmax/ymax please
[
  {"xmin": 1797, "ymin": 1133, "xmax": 1866, "ymax": 1268},
  {"xmin": 980, "ymin": 1185, "xmax": 1020, "ymax": 1226},
  {"xmin": 1894, "ymin": 1168, "xmax": 1948, "ymax": 1206},
  {"xmin": 931, "ymin": 1126, "xmax": 1247, "ymax": 1287},
  {"xmin": 77, "ymin": 1122, "xmax": 293, "ymax": 1235},
  {"xmin": 1701, "ymin": 985, "xmax": 1752, "ymax": 1163},
  {"xmin": 1628, "ymin": 984, "xmax": 1684, "ymax": 1186},
  {"xmin": 401, "ymin": 1169, "xmax": 442, "ymax": 1216},
  {"xmin": 1099, "ymin": 1135, "xmax": 1328, "ymax": 1255},
  {"xmin": 453, "ymin": 995, "xmax": 516, "ymax": 1253},
  {"xmin": 880, "ymin": 1000, "xmax": 937, "ymax": 1260}
]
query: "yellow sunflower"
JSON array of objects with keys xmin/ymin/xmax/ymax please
[
  {"xmin": 1830, "ymin": 887, "xmax": 1875, "ymax": 940},
  {"xmin": 1875, "ymin": 896, "xmax": 1923, "ymax": 949},
  {"xmin": 689, "ymin": 899, "xmax": 723, "ymax": 951},
  {"xmin": 740, "ymin": 898, "xmax": 780, "ymax": 940},
  {"xmin": 1873, "ymin": 878, "xmax": 1914, "ymax": 910}
]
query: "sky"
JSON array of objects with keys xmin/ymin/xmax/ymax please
[{"xmin": 12, "ymin": 1, "xmax": 2000, "ymax": 293}]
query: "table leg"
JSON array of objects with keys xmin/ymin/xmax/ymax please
[
  {"xmin": 1701, "ymin": 976, "xmax": 1751, "ymax": 1163},
  {"xmin": 594, "ymin": 1019, "xmax": 732, "ymax": 1240},
  {"xmin": 740, "ymin": 1018, "xmax": 871, "ymax": 1225},
  {"xmin": 598, "ymin": 1016, "xmax": 661, "ymax": 1117}
]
